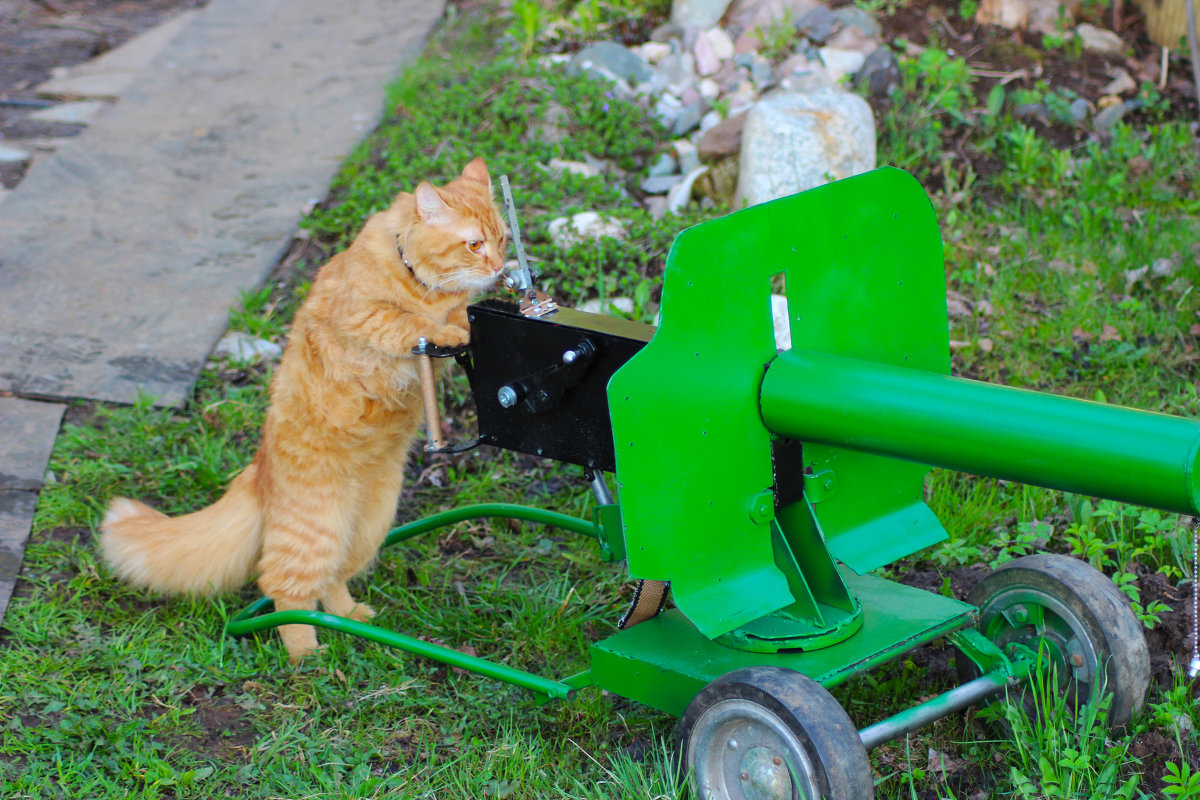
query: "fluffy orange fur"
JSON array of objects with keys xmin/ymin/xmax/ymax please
[{"xmin": 101, "ymin": 158, "xmax": 507, "ymax": 662}]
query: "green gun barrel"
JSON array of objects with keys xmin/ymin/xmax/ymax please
[{"xmin": 760, "ymin": 349, "xmax": 1200, "ymax": 516}]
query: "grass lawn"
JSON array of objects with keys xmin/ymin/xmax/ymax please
[{"xmin": 2, "ymin": 2, "xmax": 1199, "ymax": 798}]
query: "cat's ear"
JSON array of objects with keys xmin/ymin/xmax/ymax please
[
  {"xmin": 461, "ymin": 157, "xmax": 491, "ymax": 190},
  {"xmin": 415, "ymin": 182, "xmax": 451, "ymax": 224}
]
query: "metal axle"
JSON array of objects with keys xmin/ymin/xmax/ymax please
[{"xmin": 858, "ymin": 669, "xmax": 1018, "ymax": 750}]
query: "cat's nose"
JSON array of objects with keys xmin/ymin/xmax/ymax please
[{"xmin": 491, "ymin": 262, "xmax": 504, "ymax": 274}]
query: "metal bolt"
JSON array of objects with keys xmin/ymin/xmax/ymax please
[
  {"xmin": 497, "ymin": 386, "xmax": 518, "ymax": 408},
  {"xmin": 1071, "ymin": 653, "xmax": 1085, "ymax": 668},
  {"xmin": 741, "ymin": 773, "xmax": 749, "ymax": 781},
  {"xmin": 1010, "ymin": 605, "xmax": 1029, "ymax": 624},
  {"xmin": 727, "ymin": 739, "xmax": 738, "ymax": 750},
  {"xmin": 772, "ymin": 756, "xmax": 781, "ymax": 766},
  {"xmin": 563, "ymin": 349, "xmax": 578, "ymax": 364}
]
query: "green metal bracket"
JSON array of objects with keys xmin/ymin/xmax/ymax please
[
  {"xmin": 593, "ymin": 503, "xmax": 626, "ymax": 562},
  {"xmin": 607, "ymin": 167, "xmax": 951, "ymax": 649}
]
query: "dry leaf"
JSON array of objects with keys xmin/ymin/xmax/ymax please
[
  {"xmin": 978, "ymin": 338, "xmax": 995, "ymax": 353},
  {"xmin": 1100, "ymin": 324, "xmax": 1122, "ymax": 342}
]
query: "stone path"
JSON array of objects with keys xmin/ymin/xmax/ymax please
[{"xmin": 0, "ymin": 0, "xmax": 445, "ymax": 624}]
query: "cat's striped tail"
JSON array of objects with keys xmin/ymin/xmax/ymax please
[{"xmin": 100, "ymin": 464, "xmax": 263, "ymax": 595}]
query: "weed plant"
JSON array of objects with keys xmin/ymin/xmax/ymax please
[{"xmin": 3, "ymin": 3, "xmax": 1200, "ymax": 799}]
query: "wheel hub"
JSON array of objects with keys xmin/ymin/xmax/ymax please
[
  {"xmin": 690, "ymin": 698, "xmax": 822, "ymax": 800},
  {"xmin": 741, "ymin": 746, "xmax": 791, "ymax": 800}
]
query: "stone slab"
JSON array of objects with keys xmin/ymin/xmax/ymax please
[
  {"xmin": 0, "ymin": 397, "xmax": 66, "ymax": 490},
  {"xmin": 0, "ymin": 0, "xmax": 445, "ymax": 407},
  {"xmin": 35, "ymin": 11, "xmax": 200, "ymax": 100},
  {"xmin": 0, "ymin": 490, "xmax": 38, "ymax": 624},
  {"xmin": 26, "ymin": 100, "xmax": 109, "ymax": 125}
]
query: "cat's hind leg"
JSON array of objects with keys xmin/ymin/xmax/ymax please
[
  {"xmin": 256, "ymin": 477, "xmax": 359, "ymax": 663},
  {"xmin": 321, "ymin": 463, "xmax": 408, "ymax": 622}
]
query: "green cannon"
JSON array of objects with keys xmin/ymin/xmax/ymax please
[{"xmin": 229, "ymin": 167, "xmax": 1198, "ymax": 799}]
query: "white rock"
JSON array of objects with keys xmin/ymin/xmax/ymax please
[
  {"xmin": 699, "ymin": 109, "xmax": 725, "ymax": 132},
  {"xmin": 1075, "ymin": 23, "xmax": 1124, "ymax": 55},
  {"xmin": 0, "ymin": 144, "xmax": 30, "ymax": 163},
  {"xmin": 771, "ymin": 294, "xmax": 792, "ymax": 350},
  {"xmin": 699, "ymin": 78, "xmax": 721, "ymax": 99},
  {"xmin": 704, "ymin": 27, "xmax": 736, "ymax": 60},
  {"xmin": 579, "ymin": 296, "xmax": 636, "ymax": 315},
  {"xmin": 548, "ymin": 158, "xmax": 603, "ymax": 178},
  {"xmin": 817, "ymin": 48, "xmax": 867, "ymax": 82},
  {"xmin": 672, "ymin": 0, "xmax": 735, "ymax": 29},
  {"xmin": 666, "ymin": 166, "xmax": 710, "ymax": 214},
  {"xmin": 735, "ymin": 90, "xmax": 876, "ymax": 209},
  {"xmin": 214, "ymin": 331, "xmax": 283, "ymax": 363},
  {"xmin": 694, "ymin": 31, "xmax": 722, "ymax": 76},
  {"xmin": 547, "ymin": 212, "xmax": 628, "ymax": 247},
  {"xmin": 635, "ymin": 41, "xmax": 674, "ymax": 65}
]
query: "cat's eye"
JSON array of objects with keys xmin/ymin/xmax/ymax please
[{"xmin": 467, "ymin": 240, "xmax": 483, "ymax": 253}]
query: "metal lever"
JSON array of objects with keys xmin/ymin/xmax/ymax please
[{"xmin": 499, "ymin": 175, "xmax": 558, "ymax": 318}]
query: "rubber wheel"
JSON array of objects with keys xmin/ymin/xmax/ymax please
[
  {"xmin": 675, "ymin": 666, "xmax": 874, "ymax": 800},
  {"xmin": 957, "ymin": 553, "xmax": 1150, "ymax": 729}
]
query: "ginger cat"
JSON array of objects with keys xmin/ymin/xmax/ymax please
[{"xmin": 101, "ymin": 158, "xmax": 507, "ymax": 662}]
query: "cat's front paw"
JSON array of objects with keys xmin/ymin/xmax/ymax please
[{"xmin": 430, "ymin": 325, "xmax": 470, "ymax": 348}]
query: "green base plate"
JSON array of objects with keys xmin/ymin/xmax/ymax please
[{"xmin": 589, "ymin": 570, "xmax": 976, "ymax": 716}]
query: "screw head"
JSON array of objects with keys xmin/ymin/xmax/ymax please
[{"xmin": 497, "ymin": 386, "xmax": 518, "ymax": 408}]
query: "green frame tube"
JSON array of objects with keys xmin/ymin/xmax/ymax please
[{"xmin": 225, "ymin": 503, "xmax": 599, "ymax": 700}]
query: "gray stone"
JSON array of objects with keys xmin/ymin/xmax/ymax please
[
  {"xmin": 853, "ymin": 47, "xmax": 901, "ymax": 97},
  {"xmin": 0, "ymin": 489, "xmax": 38, "ymax": 623},
  {"xmin": 672, "ymin": 100, "xmax": 709, "ymax": 136},
  {"xmin": 529, "ymin": 102, "xmax": 571, "ymax": 145},
  {"xmin": 1068, "ymin": 97, "xmax": 1090, "ymax": 122},
  {"xmin": 0, "ymin": 397, "xmax": 66, "ymax": 490},
  {"xmin": 726, "ymin": 0, "xmax": 822, "ymax": 37},
  {"xmin": 642, "ymin": 174, "xmax": 685, "ymax": 194},
  {"xmin": 213, "ymin": 331, "xmax": 283, "ymax": 363},
  {"xmin": 569, "ymin": 42, "xmax": 654, "ymax": 85},
  {"xmin": 0, "ymin": 144, "xmax": 30, "ymax": 163},
  {"xmin": 648, "ymin": 152, "xmax": 678, "ymax": 176},
  {"xmin": 1094, "ymin": 101, "xmax": 1130, "ymax": 131},
  {"xmin": 28, "ymin": 100, "xmax": 108, "ymax": 125},
  {"xmin": 672, "ymin": 0, "xmax": 734, "ymax": 29},
  {"xmin": 832, "ymin": 5, "xmax": 882, "ymax": 37},
  {"xmin": 1014, "ymin": 102, "xmax": 1049, "ymax": 121},
  {"xmin": 673, "ymin": 139, "xmax": 702, "ymax": 173},
  {"xmin": 797, "ymin": 6, "xmax": 836, "ymax": 43},
  {"xmin": 0, "ymin": 0, "xmax": 444, "ymax": 407},
  {"xmin": 35, "ymin": 11, "xmax": 198, "ymax": 99},
  {"xmin": 656, "ymin": 51, "xmax": 698, "ymax": 95},
  {"xmin": 735, "ymin": 90, "xmax": 876, "ymax": 208}
]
